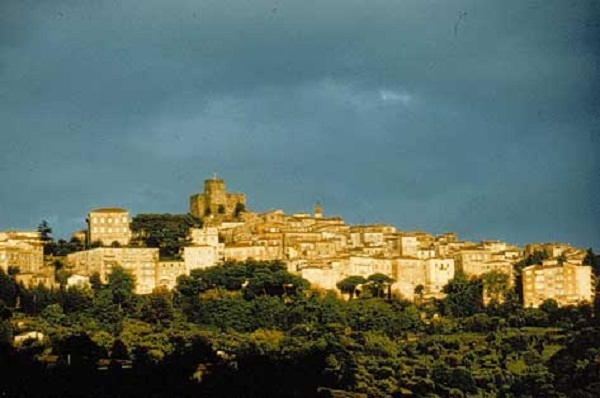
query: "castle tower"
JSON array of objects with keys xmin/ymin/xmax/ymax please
[
  {"xmin": 314, "ymin": 202, "xmax": 323, "ymax": 219},
  {"xmin": 204, "ymin": 177, "xmax": 226, "ymax": 215},
  {"xmin": 189, "ymin": 176, "xmax": 247, "ymax": 219}
]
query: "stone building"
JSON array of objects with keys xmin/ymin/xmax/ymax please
[
  {"xmin": 394, "ymin": 257, "xmax": 425, "ymax": 299},
  {"xmin": 399, "ymin": 236, "xmax": 418, "ymax": 257},
  {"xmin": 223, "ymin": 244, "xmax": 267, "ymax": 262},
  {"xmin": 184, "ymin": 246, "xmax": 221, "ymax": 271},
  {"xmin": 0, "ymin": 231, "xmax": 44, "ymax": 274},
  {"xmin": 424, "ymin": 258, "xmax": 455, "ymax": 296},
  {"xmin": 66, "ymin": 247, "xmax": 159, "ymax": 294},
  {"xmin": 185, "ymin": 227, "xmax": 224, "ymax": 271},
  {"xmin": 156, "ymin": 261, "xmax": 187, "ymax": 290},
  {"xmin": 300, "ymin": 260, "xmax": 343, "ymax": 291},
  {"xmin": 393, "ymin": 257, "xmax": 455, "ymax": 299},
  {"xmin": 189, "ymin": 177, "xmax": 246, "ymax": 219},
  {"xmin": 525, "ymin": 242, "xmax": 573, "ymax": 258},
  {"xmin": 15, "ymin": 272, "xmax": 56, "ymax": 289},
  {"xmin": 522, "ymin": 263, "xmax": 594, "ymax": 308},
  {"xmin": 87, "ymin": 208, "xmax": 132, "ymax": 246},
  {"xmin": 453, "ymin": 243, "xmax": 520, "ymax": 280},
  {"xmin": 189, "ymin": 227, "xmax": 219, "ymax": 246},
  {"xmin": 67, "ymin": 274, "xmax": 91, "ymax": 289}
]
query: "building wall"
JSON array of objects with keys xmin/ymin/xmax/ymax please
[
  {"xmin": 189, "ymin": 178, "xmax": 246, "ymax": 218},
  {"xmin": 399, "ymin": 236, "xmax": 418, "ymax": 257},
  {"xmin": 156, "ymin": 261, "xmax": 187, "ymax": 290},
  {"xmin": 522, "ymin": 264, "xmax": 594, "ymax": 308},
  {"xmin": 393, "ymin": 258, "xmax": 425, "ymax": 299},
  {"xmin": 67, "ymin": 274, "xmax": 91, "ymax": 289},
  {"xmin": 189, "ymin": 227, "xmax": 220, "ymax": 246},
  {"xmin": 425, "ymin": 258, "xmax": 455, "ymax": 295},
  {"xmin": 392, "ymin": 257, "xmax": 455, "ymax": 298},
  {"xmin": 348, "ymin": 256, "xmax": 393, "ymax": 278},
  {"xmin": 301, "ymin": 266, "xmax": 341, "ymax": 291},
  {"xmin": 223, "ymin": 245, "xmax": 267, "ymax": 262},
  {"xmin": 15, "ymin": 273, "xmax": 56, "ymax": 289},
  {"xmin": 87, "ymin": 208, "xmax": 132, "ymax": 246},
  {"xmin": 0, "ymin": 231, "xmax": 44, "ymax": 273},
  {"xmin": 184, "ymin": 246, "xmax": 220, "ymax": 271},
  {"xmin": 66, "ymin": 247, "xmax": 159, "ymax": 294},
  {"xmin": 462, "ymin": 260, "xmax": 513, "ymax": 278}
]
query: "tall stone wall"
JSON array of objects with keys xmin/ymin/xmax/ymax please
[{"xmin": 189, "ymin": 178, "xmax": 246, "ymax": 218}]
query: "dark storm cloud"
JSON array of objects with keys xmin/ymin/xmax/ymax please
[{"xmin": 0, "ymin": 0, "xmax": 598, "ymax": 248}]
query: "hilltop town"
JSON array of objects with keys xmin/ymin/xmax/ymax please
[{"xmin": 1, "ymin": 177, "xmax": 594, "ymax": 308}]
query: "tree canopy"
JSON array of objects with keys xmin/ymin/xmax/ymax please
[
  {"xmin": 336, "ymin": 276, "xmax": 366, "ymax": 300},
  {"xmin": 130, "ymin": 213, "xmax": 203, "ymax": 259}
]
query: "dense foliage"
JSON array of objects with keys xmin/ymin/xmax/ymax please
[
  {"xmin": 1, "ymin": 254, "xmax": 599, "ymax": 397},
  {"xmin": 130, "ymin": 213, "xmax": 203, "ymax": 259}
]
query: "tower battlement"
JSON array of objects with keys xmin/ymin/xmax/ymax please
[{"xmin": 189, "ymin": 177, "xmax": 247, "ymax": 219}]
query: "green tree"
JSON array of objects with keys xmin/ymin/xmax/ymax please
[
  {"xmin": 37, "ymin": 220, "xmax": 52, "ymax": 242},
  {"xmin": 539, "ymin": 299, "xmax": 560, "ymax": 325},
  {"xmin": 336, "ymin": 276, "xmax": 367, "ymax": 300},
  {"xmin": 91, "ymin": 288, "xmax": 122, "ymax": 328},
  {"xmin": 180, "ymin": 260, "xmax": 309, "ymax": 300},
  {"xmin": 366, "ymin": 273, "xmax": 394, "ymax": 299},
  {"xmin": 89, "ymin": 240, "xmax": 103, "ymax": 248},
  {"xmin": 90, "ymin": 272, "xmax": 103, "ymax": 293},
  {"xmin": 481, "ymin": 270, "xmax": 511, "ymax": 305},
  {"xmin": 130, "ymin": 213, "xmax": 202, "ymax": 259},
  {"xmin": 41, "ymin": 303, "xmax": 66, "ymax": 326},
  {"xmin": 0, "ymin": 269, "xmax": 18, "ymax": 308},
  {"xmin": 583, "ymin": 248, "xmax": 600, "ymax": 272},
  {"xmin": 62, "ymin": 285, "xmax": 93, "ymax": 314},
  {"xmin": 111, "ymin": 338, "xmax": 129, "ymax": 360},
  {"xmin": 0, "ymin": 301, "xmax": 12, "ymax": 321},
  {"xmin": 45, "ymin": 237, "xmax": 85, "ymax": 257},
  {"xmin": 432, "ymin": 364, "xmax": 477, "ymax": 395},
  {"xmin": 549, "ymin": 326, "xmax": 600, "ymax": 396},
  {"xmin": 243, "ymin": 265, "xmax": 309, "ymax": 300},
  {"xmin": 414, "ymin": 284, "xmax": 425, "ymax": 303},
  {"xmin": 107, "ymin": 266, "xmax": 135, "ymax": 310},
  {"xmin": 140, "ymin": 290, "xmax": 175, "ymax": 326},
  {"xmin": 442, "ymin": 271, "xmax": 483, "ymax": 317},
  {"xmin": 56, "ymin": 332, "xmax": 107, "ymax": 368},
  {"xmin": 0, "ymin": 319, "xmax": 13, "ymax": 346},
  {"xmin": 347, "ymin": 299, "xmax": 417, "ymax": 337},
  {"xmin": 17, "ymin": 283, "xmax": 58, "ymax": 316}
]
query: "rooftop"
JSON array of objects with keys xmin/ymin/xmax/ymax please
[{"xmin": 89, "ymin": 207, "xmax": 128, "ymax": 214}]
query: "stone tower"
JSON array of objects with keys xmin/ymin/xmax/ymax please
[
  {"xmin": 314, "ymin": 202, "xmax": 323, "ymax": 219},
  {"xmin": 189, "ymin": 177, "xmax": 246, "ymax": 219}
]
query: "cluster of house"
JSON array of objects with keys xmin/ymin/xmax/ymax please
[{"xmin": 0, "ymin": 178, "xmax": 595, "ymax": 308}]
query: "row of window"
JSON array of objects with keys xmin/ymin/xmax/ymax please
[
  {"xmin": 90, "ymin": 217, "xmax": 128, "ymax": 224},
  {"xmin": 91, "ymin": 227, "xmax": 129, "ymax": 233}
]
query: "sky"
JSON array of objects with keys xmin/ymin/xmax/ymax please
[{"xmin": 1, "ymin": 0, "xmax": 599, "ymax": 249}]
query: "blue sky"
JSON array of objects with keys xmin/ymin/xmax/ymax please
[{"xmin": 1, "ymin": 0, "xmax": 598, "ymax": 249}]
